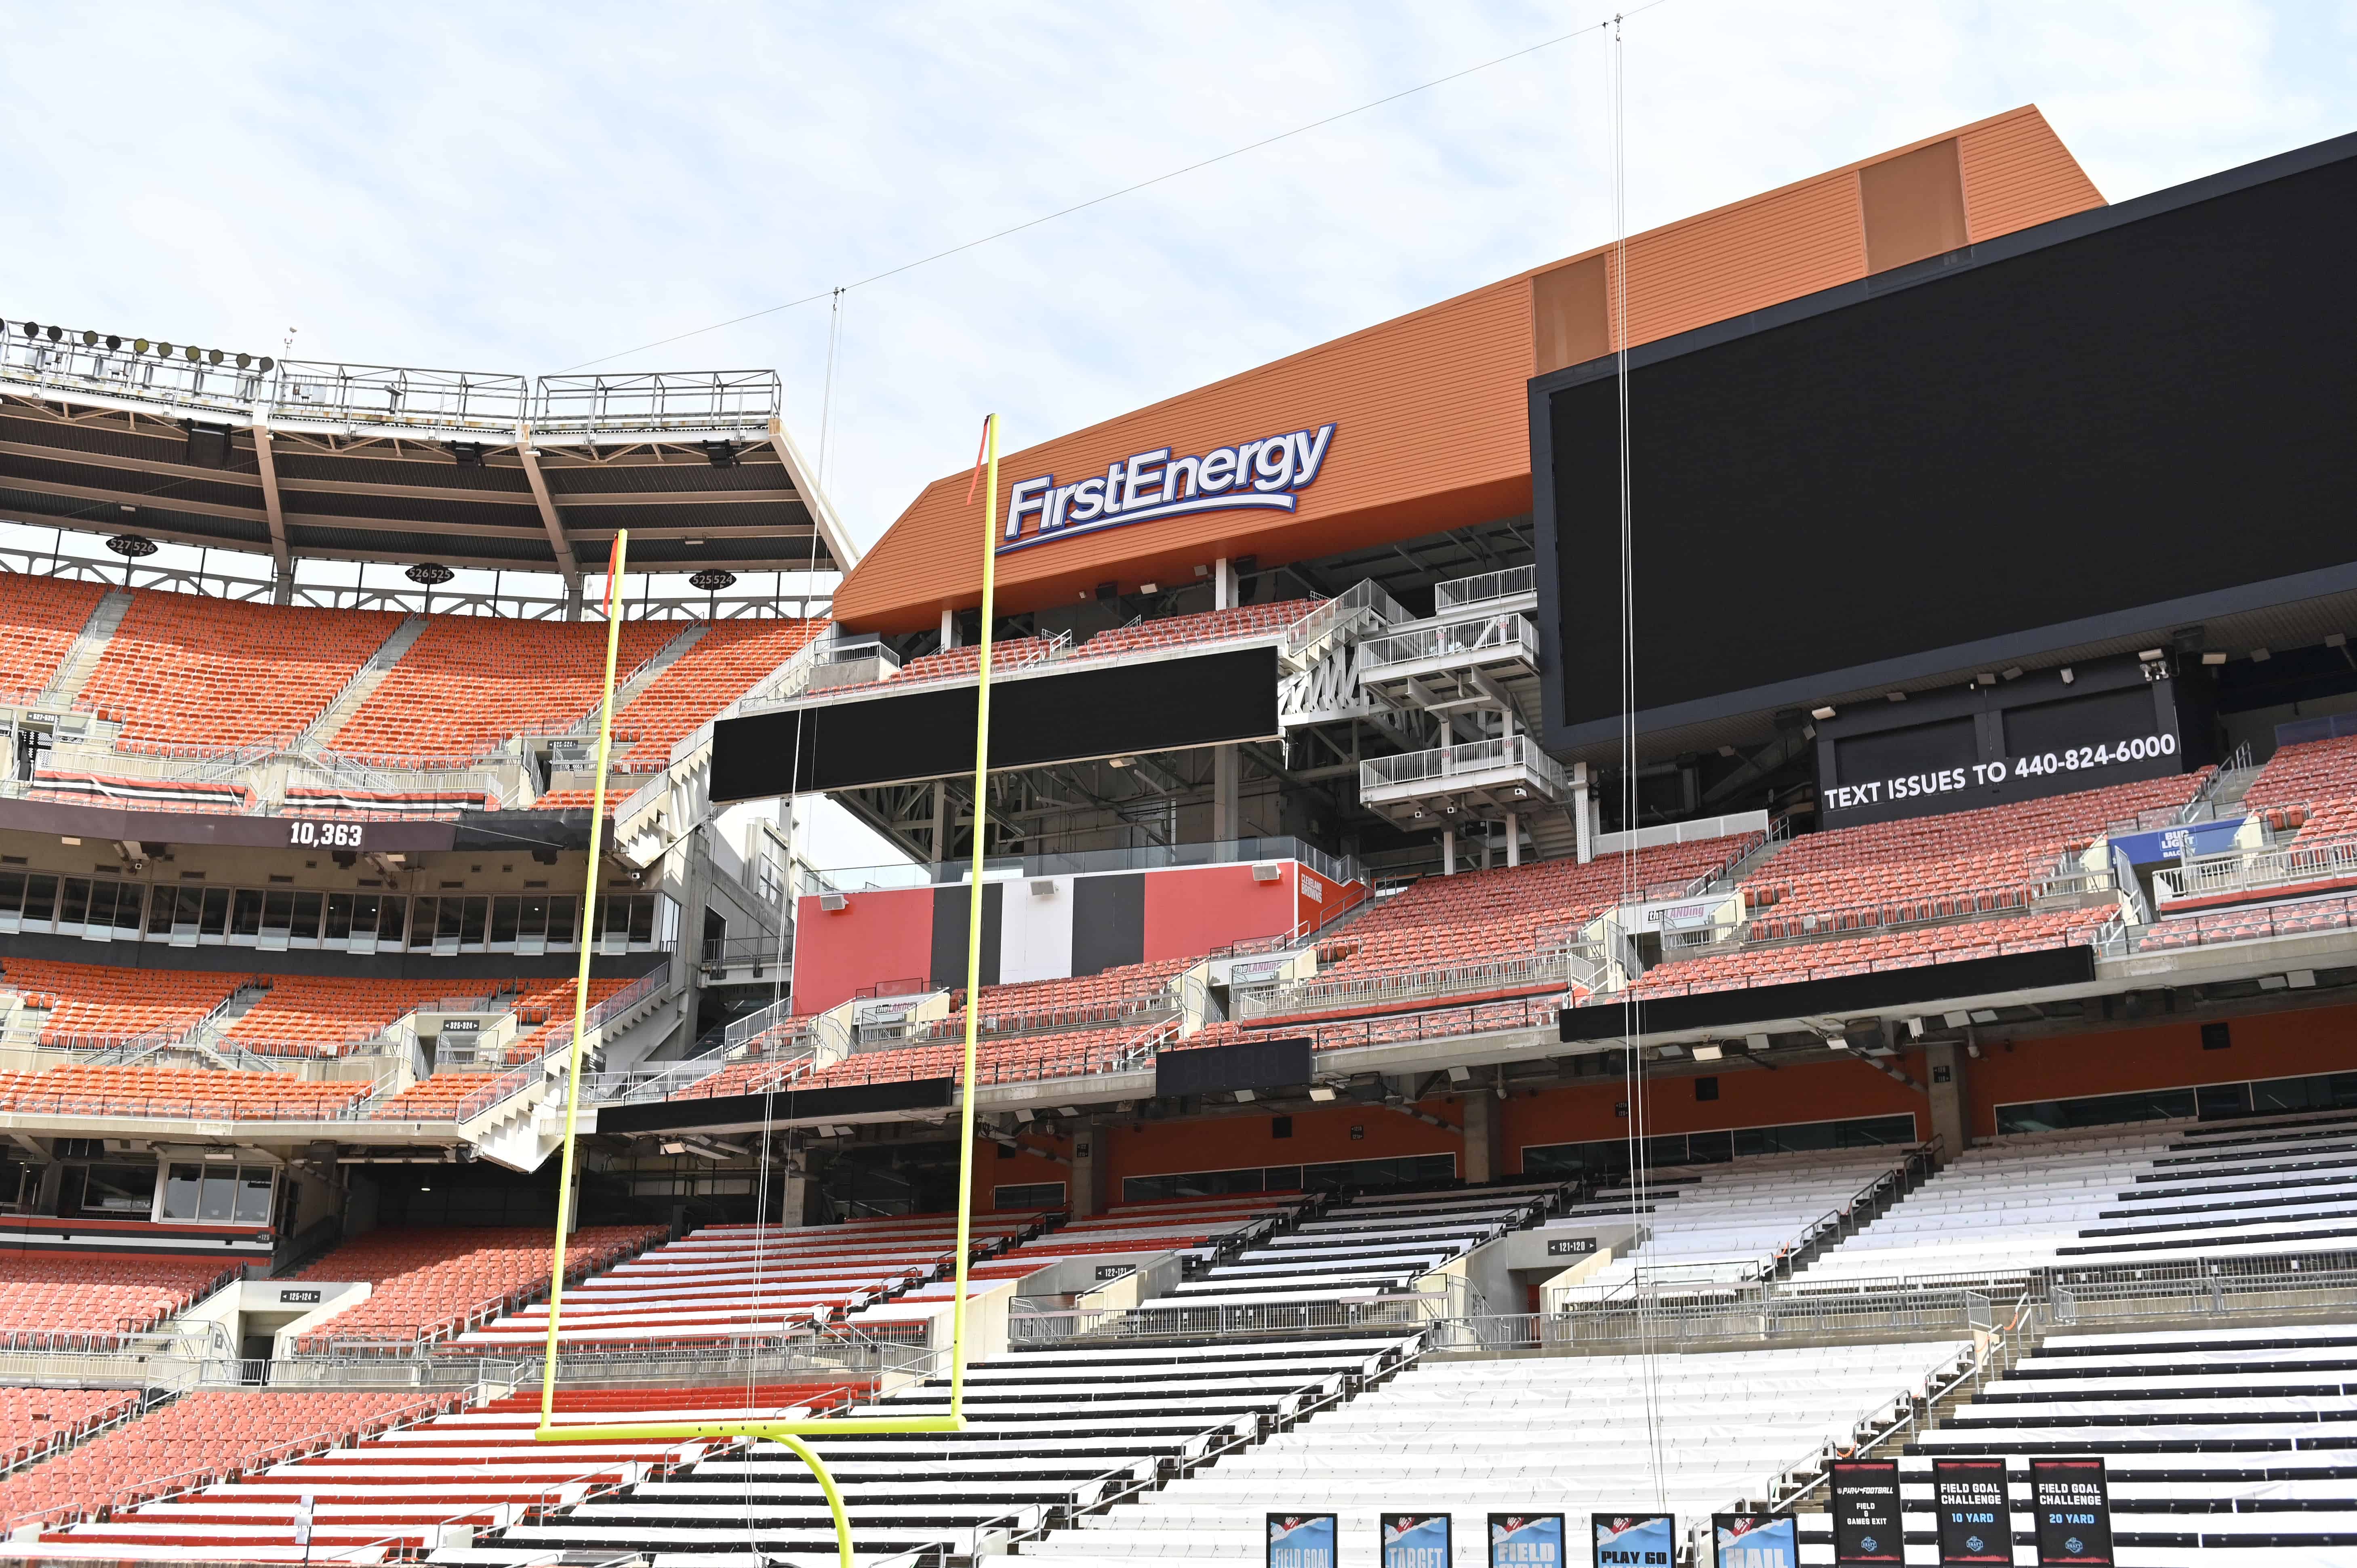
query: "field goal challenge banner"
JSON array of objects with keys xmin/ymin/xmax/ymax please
[
  {"xmin": 1268, "ymin": 1513, "xmax": 1336, "ymax": 1568},
  {"xmin": 1491, "ymin": 1513, "xmax": 1565, "ymax": 1567}
]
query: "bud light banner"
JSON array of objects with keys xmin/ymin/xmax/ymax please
[
  {"xmin": 1829, "ymin": 1459, "xmax": 1904, "ymax": 1564},
  {"xmin": 2029, "ymin": 1458, "xmax": 2115, "ymax": 1566},
  {"xmin": 1593, "ymin": 1513, "xmax": 1674, "ymax": 1567},
  {"xmin": 1383, "ymin": 1512, "xmax": 1450, "ymax": 1568},
  {"xmin": 1932, "ymin": 1457, "xmax": 2012, "ymax": 1564},
  {"xmin": 1712, "ymin": 1514, "xmax": 1797, "ymax": 1568},
  {"xmin": 1491, "ymin": 1513, "xmax": 1566, "ymax": 1568},
  {"xmin": 1267, "ymin": 1513, "xmax": 1336, "ymax": 1568}
]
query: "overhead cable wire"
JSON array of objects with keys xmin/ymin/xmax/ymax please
[
  {"xmin": 557, "ymin": 1, "xmax": 1674, "ymax": 372},
  {"xmin": 1604, "ymin": 9, "xmax": 1671, "ymax": 1520}
]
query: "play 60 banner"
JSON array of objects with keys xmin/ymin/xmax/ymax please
[{"xmin": 1593, "ymin": 1513, "xmax": 1674, "ymax": 1567}]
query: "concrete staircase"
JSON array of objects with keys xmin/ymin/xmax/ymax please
[
  {"xmin": 302, "ymin": 614, "xmax": 430, "ymax": 748},
  {"xmin": 36, "ymin": 589, "xmax": 132, "ymax": 709},
  {"xmin": 1524, "ymin": 804, "xmax": 1583, "ymax": 862},
  {"xmin": 570, "ymin": 623, "xmax": 708, "ymax": 736}
]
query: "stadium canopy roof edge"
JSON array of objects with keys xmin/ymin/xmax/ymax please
[{"xmin": 0, "ymin": 329, "xmax": 857, "ymax": 588}]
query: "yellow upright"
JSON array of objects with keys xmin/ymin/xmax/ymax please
[{"xmin": 531, "ymin": 421, "xmax": 1008, "ymax": 1568}]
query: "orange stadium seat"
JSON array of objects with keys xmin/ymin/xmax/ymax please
[
  {"xmin": 0, "ymin": 571, "xmax": 108, "ymax": 701},
  {"xmin": 0, "ymin": 1255, "xmax": 235, "ymax": 1347},
  {"xmin": 1070, "ymin": 599, "xmax": 1319, "ymax": 659},
  {"xmin": 605, "ymin": 618, "xmax": 825, "ymax": 769},
  {"xmin": 370, "ymin": 1072, "xmax": 504, "ymax": 1120},
  {"xmin": 0, "ymin": 1064, "xmax": 366, "ymax": 1120},
  {"xmin": 74, "ymin": 590, "xmax": 405, "ymax": 750},
  {"xmin": 1623, "ymin": 907, "xmax": 2106, "ymax": 998},
  {"xmin": 0, "ymin": 1389, "xmax": 447, "ymax": 1531},
  {"xmin": 0, "ymin": 1387, "xmax": 139, "ymax": 1474},
  {"xmin": 219, "ymin": 976, "xmax": 497, "ymax": 1057},
  {"xmin": 1742, "ymin": 773, "xmax": 2210, "ymax": 918},
  {"xmin": 2242, "ymin": 733, "xmax": 2357, "ymax": 818},
  {"xmin": 1314, "ymin": 836, "xmax": 1756, "ymax": 986},
  {"xmin": 288, "ymin": 1224, "xmax": 662, "ymax": 1350},
  {"xmin": 0, "ymin": 958, "xmax": 245, "ymax": 1047},
  {"xmin": 324, "ymin": 616, "xmax": 677, "ymax": 766}
]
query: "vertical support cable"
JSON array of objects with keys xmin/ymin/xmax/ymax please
[
  {"xmin": 952, "ymin": 413, "xmax": 1001, "ymax": 1420},
  {"xmin": 539, "ymin": 530, "xmax": 629, "ymax": 1424}
]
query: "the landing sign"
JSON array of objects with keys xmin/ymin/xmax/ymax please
[
  {"xmin": 1932, "ymin": 1458, "xmax": 2012, "ymax": 1564},
  {"xmin": 1829, "ymin": 1459, "xmax": 1904, "ymax": 1565},
  {"xmin": 1267, "ymin": 1513, "xmax": 1336, "ymax": 1568},
  {"xmin": 1492, "ymin": 1513, "xmax": 1566, "ymax": 1567},
  {"xmin": 2029, "ymin": 1458, "xmax": 2115, "ymax": 1566},
  {"xmin": 1383, "ymin": 1512, "xmax": 1450, "ymax": 1568},
  {"xmin": 1593, "ymin": 1513, "xmax": 1674, "ymax": 1567},
  {"xmin": 1712, "ymin": 1514, "xmax": 1797, "ymax": 1568}
]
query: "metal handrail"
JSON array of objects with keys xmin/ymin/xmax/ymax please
[
  {"xmin": 1359, "ymin": 732, "xmax": 1569, "ymax": 796},
  {"xmin": 1433, "ymin": 565, "xmax": 1538, "ymax": 614},
  {"xmin": 2153, "ymin": 828, "xmax": 2357, "ymax": 905},
  {"xmin": 1236, "ymin": 941, "xmax": 1600, "ymax": 1023},
  {"xmin": 1282, "ymin": 578, "xmax": 1404, "ymax": 663},
  {"xmin": 1356, "ymin": 610, "xmax": 1537, "ymax": 672},
  {"xmin": 0, "ymin": 1387, "xmax": 464, "ymax": 1539}
]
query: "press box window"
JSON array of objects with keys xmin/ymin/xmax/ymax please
[
  {"xmin": 993, "ymin": 1181, "xmax": 1067, "ymax": 1211},
  {"xmin": 76, "ymin": 1164, "xmax": 158, "ymax": 1215},
  {"xmin": 162, "ymin": 1163, "xmax": 276, "ymax": 1224}
]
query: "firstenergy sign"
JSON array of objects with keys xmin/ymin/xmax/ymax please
[{"xmin": 1000, "ymin": 422, "xmax": 1337, "ymax": 554}]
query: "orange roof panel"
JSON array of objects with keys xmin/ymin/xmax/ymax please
[{"xmin": 838, "ymin": 106, "xmax": 2101, "ymax": 633}]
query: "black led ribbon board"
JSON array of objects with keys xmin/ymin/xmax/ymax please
[
  {"xmin": 710, "ymin": 645, "xmax": 1280, "ymax": 799},
  {"xmin": 1156, "ymin": 1036, "xmax": 1312, "ymax": 1099}
]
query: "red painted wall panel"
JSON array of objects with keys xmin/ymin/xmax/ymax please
[
  {"xmin": 1141, "ymin": 863, "xmax": 1298, "ymax": 962},
  {"xmin": 1964, "ymin": 1005, "xmax": 2357, "ymax": 1136},
  {"xmin": 1500, "ymin": 1061, "xmax": 1927, "ymax": 1170},
  {"xmin": 1107, "ymin": 1101, "xmax": 1463, "ymax": 1193},
  {"xmin": 789, "ymin": 886, "xmax": 934, "ymax": 1014}
]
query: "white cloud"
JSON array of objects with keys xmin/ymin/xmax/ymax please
[{"xmin": 2, "ymin": 0, "xmax": 2349, "ymax": 558}]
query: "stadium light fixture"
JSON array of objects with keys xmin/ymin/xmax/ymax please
[
  {"xmin": 1692, "ymin": 1044, "xmax": 1724, "ymax": 1061},
  {"xmin": 2138, "ymin": 649, "xmax": 2165, "ymax": 662},
  {"xmin": 2060, "ymin": 667, "xmax": 2075, "ymax": 684},
  {"xmin": 2329, "ymin": 634, "xmax": 2349, "ymax": 649},
  {"xmin": 1308, "ymin": 1085, "xmax": 1339, "ymax": 1101},
  {"xmin": 1884, "ymin": 691, "xmax": 1905, "ymax": 702},
  {"xmin": 2001, "ymin": 667, "xmax": 2023, "ymax": 680},
  {"xmin": 1810, "ymin": 706, "xmax": 1836, "ymax": 721},
  {"xmin": 1976, "ymin": 673, "xmax": 1997, "ymax": 686},
  {"xmin": 2202, "ymin": 652, "xmax": 2229, "ymax": 665},
  {"xmin": 2250, "ymin": 647, "xmax": 2271, "ymax": 662}
]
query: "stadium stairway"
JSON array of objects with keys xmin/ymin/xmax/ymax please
[
  {"xmin": 437, "ymin": 1332, "xmax": 1418, "ymax": 1567},
  {"xmin": 1023, "ymin": 1339, "xmax": 1973, "ymax": 1568},
  {"xmin": 1794, "ymin": 1109, "xmax": 2357, "ymax": 1288},
  {"xmin": 24, "ymin": 1385, "xmax": 864, "ymax": 1561},
  {"xmin": 34, "ymin": 589, "xmax": 129, "ymax": 710},
  {"xmin": 573, "ymin": 622, "xmax": 708, "ymax": 735},
  {"xmin": 1782, "ymin": 1321, "xmax": 2357, "ymax": 1568},
  {"xmin": 293, "ymin": 615, "xmax": 432, "ymax": 748},
  {"xmin": 1141, "ymin": 1184, "xmax": 1566, "ymax": 1312}
]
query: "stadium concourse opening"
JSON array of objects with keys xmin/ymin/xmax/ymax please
[{"xmin": 2, "ymin": 110, "xmax": 2357, "ymax": 1568}]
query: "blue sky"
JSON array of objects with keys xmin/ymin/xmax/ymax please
[{"xmin": 5, "ymin": 0, "xmax": 2352, "ymax": 559}]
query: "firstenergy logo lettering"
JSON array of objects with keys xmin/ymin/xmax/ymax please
[{"xmin": 1001, "ymin": 422, "xmax": 1336, "ymax": 553}]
